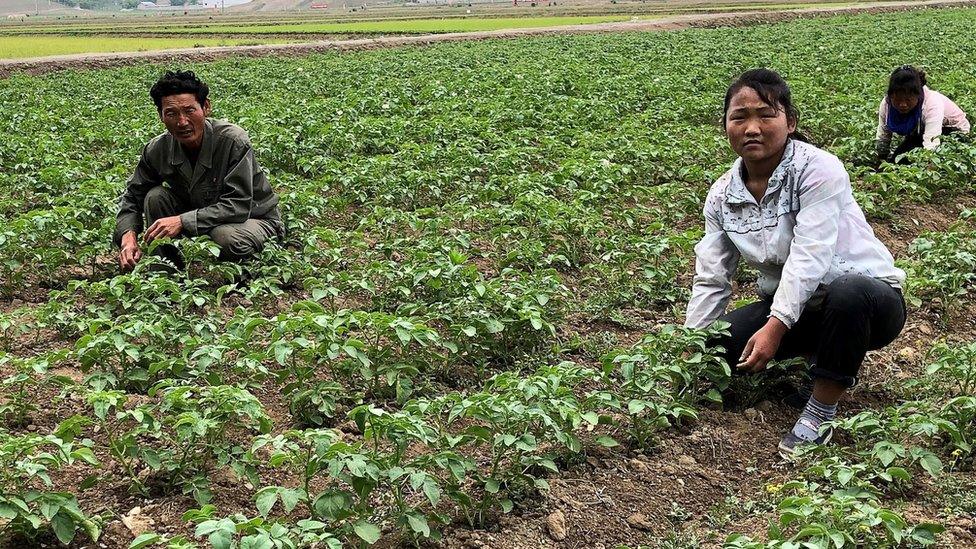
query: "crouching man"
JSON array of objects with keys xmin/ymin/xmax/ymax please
[{"xmin": 115, "ymin": 70, "xmax": 284, "ymax": 271}]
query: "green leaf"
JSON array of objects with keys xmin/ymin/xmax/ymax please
[
  {"xmin": 407, "ymin": 514, "xmax": 430, "ymax": 537},
  {"xmin": 910, "ymin": 522, "xmax": 945, "ymax": 544},
  {"xmin": 422, "ymin": 481, "xmax": 441, "ymax": 507},
  {"xmin": 129, "ymin": 533, "xmax": 163, "ymax": 549},
  {"xmin": 209, "ymin": 529, "xmax": 233, "ymax": 549},
  {"xmin": 795, "ymin": 525, "xmax": 829, "ymax": 540},
  {"xmin": 537, "ymin": 458, "xmax": 558, "ymax": 472},
  {"xmin": 886, "ymin": 467, "xmax": 911, "ymax": 482},
  {"xmin": 353, "ymin": 521, "xmax": 381, "ymax": 544},
  {"xmin": 312, "ymin": 288, "xmax": 329, "ymax": 301},
  {"xmin": 0, "ymin": 503, "xmax": 17, "ymax": 520},
  {"xmin": 837, "ymin": 469, "xmax": 854, "ymax": 485},
  {"xmin": 255, "ymin": 487, "xmax": 278, "ymax": 516},
  {"xmin": 313, "ymin": 491, "xmax": 352, "ymax": 521},
  {"xmin": 79, "ymin": 474, "xmax": 100, "ymax": 490},
  {"xmin": 919, "ymin": 453, "xmax": 943, "ymax": 477},
  {"xmin": 595, "ymin": 435, "xmax": 619, "ymax": 448},
  {"xmin": 279, "ymin": 488, "xmax": 303, "ymax": 513},
  {"xmin": 40, "ymin": 498, "xmax": 62, "ymax": 521},
  {"xmin": 485, "ymin": 318, "xmax": 504, "ymax": 334},
  {"xmin": 51, "ymin": 512, "xmax": 77, "ymax": 545},
  {"xmin": 61, "ymin": 503, "xmax": 99, "ymax": 542},
  {"xmin": 142, "ymin": 449, "xmax": 162, "ymax": 470}
]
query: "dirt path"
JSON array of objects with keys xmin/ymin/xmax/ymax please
[{"xmin": 2, "ymin": 0, "xmax": 973, "ymax": 78}]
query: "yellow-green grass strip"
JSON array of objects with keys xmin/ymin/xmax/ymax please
[
  {"xmin": 0, "ymin": 35, "xmax": 291, "ymax": 59},
  {"xmin": 1, "ymin": 15, "xmax": 635, "ymax": 37}
]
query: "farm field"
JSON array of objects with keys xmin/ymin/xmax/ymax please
[
  {"xmin": 0, "ymin": 15, "xmax": 637, "ymax": 38},
  {"xmin": 1, "ymin": 6, "xmax": 976, "ymax": 549},
  {"xmin": 0, "ymin": 36, "xmax": 293, "ymax": 59},
  {"xmin": 0, "ymin": 0, "xmax": 933, "ymax": 59}
]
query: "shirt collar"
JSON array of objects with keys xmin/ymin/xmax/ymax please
[
  {"xmin": 168, "ymin": 118, "xmax": 215, "ymax": 168},
  {"xmin": 725, "ymin": 139, "xmax": 796, "ymax": 205}
]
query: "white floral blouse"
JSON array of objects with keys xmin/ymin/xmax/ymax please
[{"xmin": 684, "ymin": 139, "xmax": 905, "ymax": 329}]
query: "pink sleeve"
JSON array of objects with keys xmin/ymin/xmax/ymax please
[
  {"xmin": 943, "ymin": 96, "xmax": 971, "ymax": 133},
  {"xmin": 921, "ymin": 89, "xmax": 945, "ymax": 150}
]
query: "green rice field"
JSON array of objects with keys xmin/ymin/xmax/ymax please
[
  {"xmin": 0, "ymin": 35, "xmax": 290, "ymax": 59},
  {"xmin": 131, "ymin": 14, "xmax": 634, "ymax": 35},
  {"xmin": 0, "ymin": 15, "xmax": 639, "ymax": 59}
]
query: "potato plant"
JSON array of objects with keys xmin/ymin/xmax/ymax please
[
  {"xmin": 725, "ymin": 480, "xmax": 944, "ymax": 548},
  {"xmin": 0, "ymin": 423, "xmax": 100, "ymax": 546},
  {"xmin": 1, "ymin": 6, "xmax": 976, "ymax": 548}
]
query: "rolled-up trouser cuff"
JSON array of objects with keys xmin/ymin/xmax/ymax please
[{"xmin": 809, "ymin": 365, "xmax": 857, "ymax": 389}]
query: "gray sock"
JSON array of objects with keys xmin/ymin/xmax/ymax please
[{"xmin": 791, "ymin": 396, "xmax": 837, "ymax": 441}]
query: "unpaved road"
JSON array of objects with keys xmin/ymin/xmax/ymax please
[{"xmin": 1, "ymin": 0, "xmax": 973, "ymax": 78}]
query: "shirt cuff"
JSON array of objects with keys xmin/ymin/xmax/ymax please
[
  {"xmin": 114, "ymin": 218, "xmax": 140, "ymax": 248},
  {"xmin": 180, "ymin": 210, "xmax": 199, "ymax": 236},
  {"xmin": 768, "ymin": 309, "xmax": 795, "ymax": 330}
]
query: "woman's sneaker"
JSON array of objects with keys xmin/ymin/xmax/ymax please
[{"xmin": 778, "ymin": 421, "xmax": 833, "ymax": 459}]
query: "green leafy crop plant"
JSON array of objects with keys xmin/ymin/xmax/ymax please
[
  {"xmin": 725, "ymin": 479, "xmax": 944, "ymax": 548},
  {"xmin": 900, "ymin": 214, "xmax": 976, "ymax": 316},
  {"xmin": 600, "ymin": 323, "xmax": 731, "ymax": 450},
  {"xmin": 0, "ymin": 423, "xmax": 100, "ymax": 546},
  {"xmin": 2, "ymin": 6, "xmax": 976, "ymax": 548},
  {"xmin": 85, "ymin": 383, "xmax": 272, "ymax": 505}
]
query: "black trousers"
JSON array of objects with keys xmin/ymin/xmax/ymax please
[
  {"xmin": 892, "ymin": 126, "xmax": 959, "ymax": 158},
  {"xmin": 713, "ymin": 274, "xmax": 906, "ymax": 388}
]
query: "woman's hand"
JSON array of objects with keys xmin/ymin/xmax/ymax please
[{"xmin": 737, "ymin": 317, "xmax": 789, "ymax": 373}]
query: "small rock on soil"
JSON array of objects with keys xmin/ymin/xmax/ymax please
[
  {"xmin": 626, "ymin": 512, "xmax": 654, "ymax": 531},
  {"xmin": 546, "ymin": 509, "xmax": 568, "ymax": 541}
]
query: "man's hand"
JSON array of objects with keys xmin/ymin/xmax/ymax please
[
  {"xmin": 737, "ymin": 317, "xmax": 789, "ymax": 373},
  {"xmin": 119, "ymin": 231, "xmax": 142, "ymax": 271},
  {"xmin": 144, "ymin": 215, "xmax": 183, "ymax": 243}
]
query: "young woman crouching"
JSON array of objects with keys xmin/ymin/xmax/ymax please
[{"xmin": 686, "ymin": 69, "xmax": 906, "ymax": 457}]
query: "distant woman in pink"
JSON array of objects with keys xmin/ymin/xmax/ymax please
[{"xmin": 875, "ymin": 65, "xmax": 970, "ymax": 162}]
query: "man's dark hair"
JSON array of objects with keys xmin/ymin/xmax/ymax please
[
  {"xmin": 723, "ymin": 68, "xmax": 799, "ymax": 128},
  {"xmin": 149, "ymin": 70, "xmax": 209, "ymax": 112},
  {"xmin": 887, "ymin": 65, "xmax": 927, "ymax": 99}
]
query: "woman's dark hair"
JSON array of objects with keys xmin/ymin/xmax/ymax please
[
  {"xmin": 149, "ymin": 70, "xmax": 209, "ymax": 112},
  {"xmin": 887, "ymin": 65, "xmax": 927, "ymax": 98},
  {"xmin": 722, "ymin": 68, "xmax": 799, "ymax": 128}
]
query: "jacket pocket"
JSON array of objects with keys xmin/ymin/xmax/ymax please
[{"xmin": 198, "ymin": 175, "xmax": 223, "ymax": 205}]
